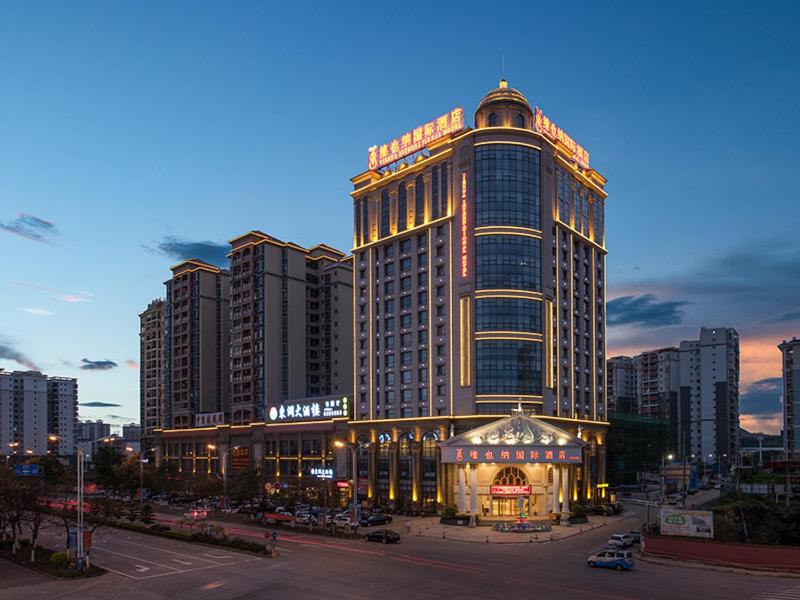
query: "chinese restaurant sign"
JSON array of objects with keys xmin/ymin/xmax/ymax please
[
  {"xmin": 490, "ymin": 485, "xmax": 531, "ymax": 496},
  {"xmin": 440, "ymin": 445, "xmax": 582, "ymax": 464},
  {"xmin": 267, "ymin": 396, "xmax": 350, "ymax": 423},
  {"xmin": 368, "ymin": 107, "xmax": 465, "ymax": 170},
  {"xmin": 533, "ymin": 107, "xmax": 590, "ymax": 169}
]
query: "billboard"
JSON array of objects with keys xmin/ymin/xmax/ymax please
[
  {"xmin": 267, "ymin": 396, "xmax": 350, "ymax": 423},
  {"xmin": 195, "ymin": 412, "xmax": 225, "ymax": 427},
  {"xmin": 659, "ymin": 508, "xmax": 714, "ymax": 539}
]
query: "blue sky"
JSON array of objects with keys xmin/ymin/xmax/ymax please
[{"xmin": 1, "ymin": 1, "xmax": 797, "ymax": 433}]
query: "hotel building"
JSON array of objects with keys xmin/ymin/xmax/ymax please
[
  {"xmin": 139, "ymin": 298, "xmax": 165, "ymax": 441},
  {"xmin": 163, "ymin": 259, "xmax": 230, "ymax": 429},
  {"xmin": 779, "ymin": 337, "xmax": 800, "ymax": 459},
  {"xmin": 347, "ymin": 80, "xmax": 609, "ymax": 515}
]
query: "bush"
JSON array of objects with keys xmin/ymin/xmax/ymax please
[
  {"xmin": 49, "ymin": 551, "xmax": 68, "ymax": 567},
  {"xmin": 442, "ymin": 505, "xmax": 458, "ymax": 519},
  {"xmin": 570, "ymin": 503, "xmax": 587, "ymax": 517}
]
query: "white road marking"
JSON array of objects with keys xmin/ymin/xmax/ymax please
[
  {"xmin": 754, "ymin": 587, "xmax": 800, "ymax": 600},
  {"xmin": 110, "ymin": 537, "xmax": 225, "ymax": 563},
  {"xmin": 91, "ymin": 545, "xmax": 180, "ymax": 570},
  {"xmin": 135, "ymin": 565, "xmax": 150, "ymax": 573},
  {"xmin": 171, "ymin": 558, "xmax": 192, "ymax": 565},
  {"xmin": 204, "ymin": 553, "xmax": 233, "ymax": 559}
]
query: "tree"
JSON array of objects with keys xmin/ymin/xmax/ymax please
[{"xmin": 92, "ymin": 445, "xmax": 123, "ymax": 492}]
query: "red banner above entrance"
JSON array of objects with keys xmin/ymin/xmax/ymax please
[{"xmin": 490, "ymin": 485, "xmax": 531, "ymax": 496}]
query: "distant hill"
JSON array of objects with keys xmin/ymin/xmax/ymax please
[{"xmin": 739, "ymin": 427, "xmax": 783, "ymax": 448}]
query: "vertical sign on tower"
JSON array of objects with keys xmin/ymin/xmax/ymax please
[{"xmin": 460, "ymin": 171, "xmax": 468, "ymax": 279}]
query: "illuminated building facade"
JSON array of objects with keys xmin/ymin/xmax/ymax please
[
  {"xmin": 348, "ymin": 80, "xmax": 609, "ymax": 514},
  {"xmin": 164, "ymin": 259, "xmax": 230, "ymax": 429},
  {"xmin": 139, "ymin": 298, "xmax": 165, "ymax": 441}
]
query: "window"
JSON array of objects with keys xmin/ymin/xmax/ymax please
[
  {"xmin": 488, "ymin": 113, "xmax": 497, "ymax": 126},
  {"xmin": 418, "ymin": 253, "xmax": 427, "ymax": 267},
  {"xmin": 385, "ymin": 318, "xmax": 394, "ymax": 331},
  {"xmin": 515, "ymin": 113, "xmax": 525, "ymax": 128},
  {"xmin": 402, "ymin": 370, "xmax": 412, "ymax": 384},
  {"xmin": 401, "ymin": 295, "xmax": 412, "ymax": 310},
  {"xmin": 386, "ymin": 372, "xmax": 395, "ymax": 386},
  {"xmin": 380, "ymin": 189, "xmax": 390, "ymax": 238},
  {"xmin": 384, "ymin": 299, "xmax": 394, "ymax": 313},
  {"xmin": 385, "ymin": 354, "xmax": 395, "ymax": 368},
  {"xmin": 402, "ymin": 390, "xmax": 412, "ymax": 404},
  {"xmin": 418, "ymin": 291, "xmax": 428, "ymax": 306},
  {"xmin": 436, "ymin": 344, "xmax": 445, "ymax": 356},
  {"xmin": 437, "ymin": 384, "xmax": 445, "ymax": 395},
  {"xmin": 385, "ymin": 335, "xmax": 395, "ymax": 349},
  {"xmin": 418, "ymin": 232, "xmax": 427, "ymax": 247},
  {"xmin": 400, "ymin": 238, "xmax": 411, "ymax": 253},
  {"xmin": 476, "ymin": 340, "xmax": 542, "ymax": 395},
  {"xmin": 384, "ymin": 244, "xmax": 394, "ymax": 259},
  {"xmin": 475, "ymin": 144, "xmax": 541, "ymax": 229},
  {"xmin": 385, "ymin": 263, "xmax": 395, "ymax": 277},
  {"xmin": 431, "ymin": 166, "xmax": 440, "ymax": 219},
  {"xmin": 476, "ymin": 298, "xmax": 542, "ymax": 332},
  {"xmin": 401, "ymin": 333, "xmax": 412, "ymax": 346},
  {"xmin": 419, "ymin": 367, "xmax": 428, "ymax": 382},
  {"xmin": 417, "ymin": 273, "xmax": 426, "ymax": 286},
  {"xmin": 397, "ymin": 183, "xmax": 407, "ymax": 232},
  {"xmin": 401, "ymin": 314, "xmax": 412, "ymax": 328},
  {"xmin": 476, "ymin": 235, "xmax": 541, "ymax": 290},
  {"xmin": 419, "ymin": 388, "xmax": 429, "ymax": 403},
  {"xmin": 419, "ymin": 349, "xmax": 428, "ymax": 362},
  {"xmin": 401, "ymin": 351, "xmax": 412, "ymax": 366},
  {"xmin": 414, "ymin": 175, "xmax": 425, "ymax": 226},
  {"xmin": 401, "ymin": 257, "xmax": 412, "ymax": 271},
  {"xmin": 401, "ymin": 276, "xmax": 411, "ymax": 291},
  {"xmin": 384, "ymin": 281, "xmax": 395, "ymax": 295}
]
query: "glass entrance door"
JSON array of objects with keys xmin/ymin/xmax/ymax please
[{"xmin": 491, "ymin": 496, "xmax": 529, "ymax": 517}]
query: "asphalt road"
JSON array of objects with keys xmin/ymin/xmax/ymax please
[{"xmin": 3, "ymin": 505, "xmax": 799, "ymax": 600}]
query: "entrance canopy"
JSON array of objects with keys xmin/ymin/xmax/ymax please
[{"xmin": 439, "ymin": 414, "xmax": 583, "ymax": 465}]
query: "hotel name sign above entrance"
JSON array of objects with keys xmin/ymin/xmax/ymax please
[{"xmin": 441, "ymin": 445, "xmax": 582, "ymax": 464}]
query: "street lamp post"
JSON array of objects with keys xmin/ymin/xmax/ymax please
[
  {"xmin": 334, "ymin": 440, "xmax": 358, "ymax": 529},
  {"xmin": 207, "ymin": 444, "xmax": 230, "ymax": 509},
  {"xmin": 48, "ymin": 433, "xmax": 116, "ymax": 572},
  {"xmin": 660, "ymin": 453, "xmax": 674, "ymax": 503},
  {"xmin": 139, "ymin": 447, "xmax": 156, "ymax": 505}
]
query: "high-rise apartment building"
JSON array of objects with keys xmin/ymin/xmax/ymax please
[
  {"xmin": 779, "ymin": 337, "xmax": 800, "ymax": 459},
  {"xmin": 636, "ymin": 347, "xmax": 679, "ymax": 419},
  {"xmin": 227, "ymin": 232, "xmax": 353, "ymax": 424},
  {"xmin": 607, "ymin": 356, "xmax": 636, "ymax": 413},
  {"xmin": 77, "ymin": 419, "xmax": 112, "ymax": 442},
  {"xmin": 678, "ymin": 327, "xmax": 740, "ymax": 472},
  {"xmin": 122, "ymin": 422, "xmax": 141, "ymax": 441},
  {"xmin": 348, "ymin": 80, "xmax": 608, "ymax": 510},
  {"xmin": 0, "ymin": 370, "xmax": 77, "ymax": 456},
  {"xmin": 164, "ymin": 259, "xmax": 230, "ymax": 429},
  {"xmin": 139, "ymin": 298, "xmax": 165, "ymax": 439}
]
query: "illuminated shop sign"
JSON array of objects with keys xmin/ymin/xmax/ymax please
[
  {"xmin": 368, "ymin": 107, "xmax": 465, "ymax": 170},
  {"xmin": 310, "ymin": 467, "xmax": 334, "ymax": 479},
  {"xmin": 441, "ymin": 445, "xmax": 582, "ymax": 464},
  {"xmin": 336, "ymin": 481, "xmax": 350, "ymax": 489},
  {"xmin": 460, "ymin": 172, "xmax": 468, "ymax": 278},
  {"xmin": 533, "ymin": 107, "xmax": 590, "ymax": 169},
  {"xmin": 267, "ymin": 396, "xmax": 350, "ymax": 423},
  {"xmin": 490, "ymin": 485, "xmax": 531, "ymax": 496},
  {"xmin": 195, "ymin": 412, "xmax": 225, "ymax": 427}
]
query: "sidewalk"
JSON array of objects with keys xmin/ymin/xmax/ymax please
[
  {"xmin": 636, "ymin": 550, "xmax": 800, "ymax": 579},
  {"xmin": 395, "ymin": 515, "xmax": 608, "ymax": 544}
]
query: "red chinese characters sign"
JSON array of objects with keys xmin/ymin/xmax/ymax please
[
  {"xmin": 368, "ymin": 107, "xmax": 465, "ymax": 170},
  {"xmin": 490, "ymin": 485, "xmax": 531, "ymax": 496},
  {"xmin": 460, "ymin": 172, "xmax": 468, "ymax": 278},
  {"xmin": 533, "ymin": 107, "xmax": 590, "ymax": 169}
]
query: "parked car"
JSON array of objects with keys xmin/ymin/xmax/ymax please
[
  {"xmin": 627, "ymin": 530, "xmax": 641, "ymax": 544},
  {"xmin": 333, "ymin": 514, "xmax": 353, "ymax": 528},
  {"xmin": 605, "ymin": 533, "xmax": 634, "ymax": 549},
  {"xmin": 592, "ymin": 505, "xmax": 615, "ymax": 516},
  {"xmin": 587, "ymin": 550, "xmax": 635, "ymax": 570},
  {"xmin": 360, "ymin": 513, "xmax": 392, "ymax": 527},
  {"xmin": 364, "ymin": 529, "xmax": 400, "ymax": 543}
]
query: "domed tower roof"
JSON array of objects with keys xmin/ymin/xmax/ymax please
[{"xmin": 474, "ymin": 79, "xmax": 533, "ymax": 129}]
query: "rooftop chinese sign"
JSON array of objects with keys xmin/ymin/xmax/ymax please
[
  {"xmin": 440, "ymin": 445, "xmax": 582, "ymax": 464},
  {"xmin": 534, "ymin": 107, "xmax": 590, "ymax": 169},
  {"xmin": 368, "ymin": 107, "xmax": 465, "ymax": 170},
  {"xmin": 267, "ymin": 396, "xmax": 350, "ymax": 423}
]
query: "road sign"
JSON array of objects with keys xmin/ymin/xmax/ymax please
[{"xmin": 14, "ymin": 463, "xmax": 40, "ymax": 476}]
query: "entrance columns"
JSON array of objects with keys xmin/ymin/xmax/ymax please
[
  {"xmin": 469, "ymin": 465, "xmax": 478, "ymax": 515},
  {"xmin": 560, "ymin": 465, "xmax": 570, "ymax": 515},
  {"xmin": 551, "ymin": 466, "xmax": 560, "ymax": 513},
  {"xmin": 457, "ymin": 465, "xmax": 466, "ymax": 513}
]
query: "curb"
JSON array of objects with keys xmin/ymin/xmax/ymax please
[
  {"xmin": 414, "ymin": 522, "xmax": 606, "ymax": 545},
  {"xmin": 636, "ymin": 551, "xmax": 800, "ymax": 579}
]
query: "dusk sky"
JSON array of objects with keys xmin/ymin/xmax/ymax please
[{"xmin": 1, "ymin": 1, "xmax": 797, "ymax": 434}]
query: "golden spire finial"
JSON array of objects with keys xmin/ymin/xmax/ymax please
[{"xmin": 499, "ymin": 78, "xmax": 508, "ymax": 89}]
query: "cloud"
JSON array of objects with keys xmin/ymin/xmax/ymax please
[
  {"xmin": 146, "ymin": 235, "xmax": 228, "ymax": 266},
  {"xmin": 106, "ymin": 414, "xmax": 138, "ymax": 422},
  {"xmin": 125, "ymin": 359, "xmax": 139, "ymax": 369},
  {"xmin": 80, "ymin": 358, "xmax": 118, "ymax": 371},
  {"xmin": 740, "ymin": 414, "xmax": 784, "ymax": 435},
  {"xmin": 607, "ymin": 294, "xmax": 691, "ymax": 327},
  {"xmin": 0, "ymin": 342, "xmax": 41, "ymax": 371},
  {"xmin": 765, "ymin": 309, "xmax": 800, "ymax": 324},
  {"xmin": 740, "ymin": 377, "xmax": 783, "ymax": 416},
  {"xmin": 56, "ymin": 292, "xmax": 92, "ymax": 303},
  {"xmin": 0, "ymin": 213, "xmax": 57, "ymax": 243},
  {"xmin": 79, "ymin": 401, "xmax": 122, "ymax": 408},
  {"xmin": 21, "ymin": 307, "xmax": 54, "ymax": 317}
]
